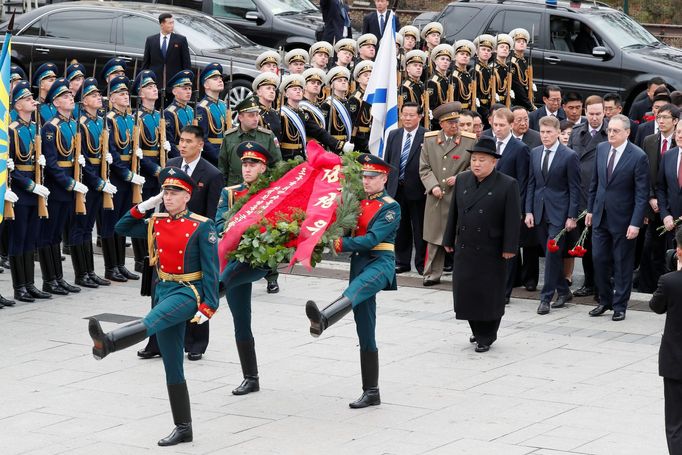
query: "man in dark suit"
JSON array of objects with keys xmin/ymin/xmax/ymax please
[
  {"xmin": 142, "ymin": 13, "xmax": 191, "ymax": 93},
  {"xmin": 362, "ymin": 0, "xmax": 400, "ymax": 43},
  {"xmin": 385, "ymin": 102, "xmax": 427, "ymax": 274},
  {"xmin": 320, "ymin": 0, "xmax": 351, "ymax": 44},
  {"xmin": 649, "ymin": 227, "xmax": 682, "ymax": 455},
  {"xmin": 512, "ymin": 106, "xmax": 542, "ymax": 148},
  {"xmin": 568, "ymin": 95, "xmax": 608, "ymax": 298},
  {"xmin": 604, "ymin": 93, "xmax": 638, "ymax": 142},
  {"xmin": 639, "ymin": 104, "xmax": 679, "ymax": 292},
  {"xmin": 525, "ymin": 116, "xmax": 581, "ymax": 315},
  {"xmin": 657, "ymin": 122, "xmax": 682, "ymax": 240},
  {"xmin": 586, "ymin": 115, "xmax": 650, "ymax": 321},
  {"xmin": 492, "ymin": 108, "xmax": 529, "ymax": 303},
  {"xmin": 635, "ymin": 90, "xmax": 672, "ymax": 148},
  {"xmin": 528, "ymin": 85, "xmax": 566, "ymax": 131},
  {"xmin": 629, "ymin": 76, "xmax": 667, "ymax": 124}
]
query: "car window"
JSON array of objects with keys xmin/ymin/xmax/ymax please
[
  {"xmin": 43, "ymin": 10, "xmax": 115, "ymax": 43},
  {"xmin": 19, "ymin": 18, "xmax": 44, "ymax": 36},
  {"xmin": 440, "ymin": 5, "xmax": 481, "ymax": 39},
  {"xmin": 587, "ymin": 12, "xmax": 658, "ymax": 49},
  {"xmin": 120, "ymin": 14, "xmax": 158, "ymax": 47},
  {"xmin": 173, "ymin": 14, "xmax": 252, "ymax": 50},
  {"xmin": 486, "ymin": 10, "xmax": 542, "ymax": 42},
  {"xmin": 550, "ymin": 16, "xmax": 604, "ymax": 54},
  {"xmin": 212, "ymin": 0, "xmax": 258, "ymax": 19}
]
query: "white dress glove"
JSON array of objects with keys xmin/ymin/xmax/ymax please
[
  {"xmin": 191, "ymin": 311, "xmax": 209, "ymax": 325},
  {"xmin": 342, "ymin": 142, "xmax": 354, "ymax": 154},
  {"xmin": 105, "ymin": 153, "xmax": 113, "ymax": 164},
  {"xmin": 73, "ymin": 182, "xmax": 89, "ymax": 194},
  {"xmin": 4, "ymin": 189, "xmax": 18, "ymax": 203},
  {"xmin": 135, "ymin": 148, "xmax": 144, "ymax": 159},
  {"xmin": 130, "ymin": 173, "xmax": 146, "ymax": 185},
  {"xmin": 137, "ymin": 191, "xmax": 164, "ymax": 212},
  {"xmin": 6, "ymin": 158, "xmax": 14, "ymax": 171},
  {"xmin": 31, "ymin": 184, "xmax": 50, "ymax": 198},
  {"xmin": 163, "ymin": 141, "xmax": 172, "ymax": 152},
  {"xmin": 78, "ymin": 154, "xmax": 86, "ymax": 167},
  {"xmin": 102, "ymin": 182, "xmax": 117, "ymax": 195},
  {"xmin": 37, "ymin": 155, "xmax": 46, "ymax": 167},
  {"xmin": 510, "ymin": 89, "xmax": 516, "ymax": 99},
  {"xmin": 533, "ymin": 83, "xmax": 537, "ymax": 92}
]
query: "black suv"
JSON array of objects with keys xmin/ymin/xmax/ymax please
[
  {"xmin": 2, "ymin": 1, "xmax": 267, "ymax": 109},
  {"xmin": 414, "ymin": 0, "xmax": 682, "ymax": 111}
]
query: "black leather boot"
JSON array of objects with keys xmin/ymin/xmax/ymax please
[
  {"xmin": 116, "ymin": 235, "xmax": 139, "ymax": 280},
  {"xmin": 131, "ymin": 237, "xmax": 147, "ymax": 273},
  {"xmin": 305, "ymin": 296, "xmax": 353, "ymax": 337},
  {"xmin": 39, "ymin": 246, "xmax": 68, "ymax": 295},
  {"xmin": 84, "ymin": 241, "xmax": 110, "ymax": 286},
  {"xmin": 10, "ymin": 255, "xmax": 33, "ymax": 302},
  {"xmin": 349, "ymin": 350, "xmax": 381, "ymax": 409},
  {"xmin": 72, "ymin": 244, "xmax": 99, "ymax": 288},
  {"xmin": 88, "ymin": 318, "xmax": 147, "ymax": 360},
  {"xmin": 102, "ymin": 237, "xmax": 127, "ymax": 282},
  {"xmin": 25, "ymin": 252, "xmax": 51, "ymax": 299},
  {"xmin": 53, "ymin": 244, "xmax": 80, "ymax": 293},
  {"xmin": 158, "ymin": 382, "xmax": 193, "ymax": 446},
  {"xmin": 232, "ymin": 338, "xmax": 260, "ymax": 395}
]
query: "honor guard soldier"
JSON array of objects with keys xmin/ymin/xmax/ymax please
[
  {"xmin": 334, "ymin": 38, "xmax": 357, "ymax": 71},
  {"xmin": 301, "ymin": 68, "xmax": 328, "ymax": 124},
  {"xmin": 350, "ymin": 61, "xmax": 373, "ymax": 154},
  {"xmin": 89, "ymin": 166, "xmax": 220, "ymax": 447},
  {"xmin": 252, "ymin": 72, "xmax": 282, "ymax": 139},
  {"xmin": 72, "ymin": 78, "xmax": 118, "ymax": 288},
  {"xmin": 284, "ymin": 48, "xmax": 309, "ymax": 75},
  {"xmin": 509, "ymin": 28, "xmax": 536, "ymax": 111},
  {"xmin": 399, "ymin": 25, "xmax": 419, "ymax": 53},
  {"xmin": 400, "ymin": 50, "xmax": 427, "ymax": 117},
  {"xmin": 279, "ymin": 74, "xmax": 353, "ymax": 159},
  {"xmin": 40, "ymin": 78, "xmax": 87, "ymax": 295},
  {"xmin": 164, "ymin": 70, "xmax": 195, "ymax": 159},
  {"xmin": 6, "ymin": 81, "xmax": 52, "ymax": 304},
  {"xmin": 357, "ymin": 33, "xmax": 377, "ymax": 62},
  {"xmin": 10, "ymin": 66, "xmax": 27, "ymax": 122},
  {"xmin": 66, "ymin": 63, "xmax": 85, "ymax": 119},
  {"xmin": 195, "ymin": 63, "xmax": 227, "ymax": 166},
  {"xmin": 427, "ymin": 43, "xmax": 454, "ymax": 125},
  {"xmin": 105, "ymin": 75, "xmax": 146, "ymax": 282},
  {"xmin": 421, "ymin": 22, "xmax": 443, "ymax": 78},
  {"xmin": 473, "ymin": 34, "xmax": 496, "ymax": 122},
  {"xmin": 451, "ymin": 40, "xmax": 476, "ymax": 110},
  {"xmin": 216, "ymin": 142, "xmax": 276, "ymax": 395},
  {"xmin": 100, "ymin": 58, "xmax": 127, "ymax": 84},
  {"xmin": 255, "ymin": 50, "xmax": 281, "ymax": 73},
  {"xmin": 322, "ymin": 67, "xmax": 353, "ymax": 147},
  {"xmin": 309, "ymin": 41, "xmax": 333, "ymax": 70},
  {"xmin": 219, "ymin": 96, "xmax": 281, "ymax": 186},
  {"xmin": 306, "ymin": 154, "xmax": 400, "ymax": 409},
  {"xmin": 33, "ymin": 62, "xmax": 58, "ymax": 124},
  {"xmin": 493, "ymin": 34, "xmax": 514, "ymax": 107}
]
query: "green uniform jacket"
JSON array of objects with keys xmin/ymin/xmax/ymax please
[{"xmin": 218, "ymin": 126, "xmax": 281, "ymax": 186}]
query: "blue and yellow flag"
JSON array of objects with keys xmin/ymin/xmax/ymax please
[{"xmin": 0, "ymin": 16, "xmax": 13, "ymax": 224}]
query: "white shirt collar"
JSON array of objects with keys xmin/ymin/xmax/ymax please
[
  {"xmin": 181, "ymin": 155, "xmax": 201, "ymax": 176},
  {"xmin": 546, "ymin": 140, "xmax": 560, "ymax": 152}
]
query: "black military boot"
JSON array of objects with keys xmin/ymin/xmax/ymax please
[
  {"xmin": 53, "ymin": 244, "xmax": 80, "ymax": 293},
  {"xmin": 102, "ymin": 237, "xmax": 127, "ymax": 282},
  {"xmin": 266, "ymin": 278, "xmax": 280, "ymax": 294},
  {"xmin": 131, "ymin": 237, "xmax": 147, "ymax": 273},
  {"xmin": 24, "ymin": 252, "xmax": 51, "ymax": 299},
  {"xmin": 88, "ymin": 318, "xmax": 147, "ymax": 360},
  {"xmin": 116, "ymin": 235, "xmax": 139, "ymax": 280},
  {"xmin": 72, "ymin": 243, "xmax": 99, "ymax": 288},
  {"xmin": 10, "ymin": 255, "xmax": 33, "ymax": 302},
  {"xmin": 305, "ymin": 296, "xmax": 353, "ymax": 337},
  {"xmin": 158, "ymin": 382, "xmax": 193, "ymax": 446},
  {"xmin": 232, "ymin": 339, "xmax": 260, "ymax": 395},
  {"xmin": 39, "ymin": 246, "xmax": 68, "ymax": 295},
  {"xmin": 84, "ymin": 241, "xmax": 110, "ymax": 286},
  {"xmin": 349, "ymin": 350, "xmax": 381, "ymax": 409}
]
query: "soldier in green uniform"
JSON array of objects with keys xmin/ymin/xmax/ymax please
[
  {"xmin": 451, "ymin": 40, "xmax": 476, "ymax": 110},
  {"xmin": 509, "ymin": 28, "xmax": 536, "ymax": 111},
  {"xmin": 218, "ymin": 96, "xmax": 281, "ymax": 186},
  {"xmin": 89, "ymin": 166, "xmax": 219, "ymax": 447},
  {"xmin": 306, "ymin": 154, "xmax": 400, "ymax": 409},
  {"xmin": 349, "ymin": 60, "xmax": 373, "ymax": 154}
]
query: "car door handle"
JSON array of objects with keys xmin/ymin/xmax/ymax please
[
  {"xmin": 35, "ymin": 47, "xmax": 50, "ymax": 54},
  {"xmin": 545, "ymin": 55, "xmax": 561, "ymax": 64}
]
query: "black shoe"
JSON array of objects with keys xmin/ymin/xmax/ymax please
[
  {"xmin": 443, "ymin": 265, "xmax": 453, "ymax": 273},
  {"xmin": 0, "ymin": 254, "xmax": 10, "ymax": 269},
  {"xmin": 187, "ymin": 352, "xmax": 202, "ymax": 361},
  {"xmin": 552, "ymin": 292, "xmax": 573, "ymax": 309},
  {"xmin": 26, "ymin": 284, "xmax": 51, "ymax": 299},
  {"xmin": 537, "ymin": 301, "xmax": 551, "ymax": 315},
  {"xmin": 589, "ymin": 304, "xmax": 612, "ymax": 317},
  {"xmin": 137, "ymin": 349, "xmax": 161, "ymax": 359},
  {"xmin": 158, "ymin": 382, "xmax": 193, "ymax": 446},
  {"xmin": 574, "ymin": 286, "xmax": 594, "ymax": 297},
  {"xmin": 105, "ymin": 268, "xmax": 128, "ymax": 282},
  {"xmin": 118, "ymin": 266, "xmax": 139, "ymax": 280},
  {"xmin": 423, "ymin": 279, "xmax": 440, "ymax": 287},
  {"xmin": 13, "ymin": 287, "xmax": 34, "ymax": 303},
  {"xmin": 158, "ymin": 423, "xmax": 193, "ymax": 446},
  {"xmin": 75, "ymin": 274, "xmax": 99, "ymax": 289},
  {"xmin": 0, "ymin": 294, "xmax": 15, "ymax": 307},
  {"xmin": 232, "ymin": 377, "xmax": 260, "ymax": 395},
  {"xmin": 266, "ymin": 280, "xmax": 279, "ymax": 294},
  {"xmin": 505, "ymin": 297, "xmax": 510, "ymax": 305},
  {"xmin": 43, "ymin": 280, "xmax": 69, "ymax": 295},
  {"xmin": 233, "ymin": 339, "xmax": 260, "ymax": 395},
  {"xmin": 349, "ymin": 388, "xmax": 381, "ymax": 408},
  {"xmin": 612, "ymin": 311, "xmax": 626, "ymax": 321},
  {"xmin": 475, "ymin": 344, "xmax": 490, "ymax": 353},
  {"xmin": 469, "ymin": 335, "xmax": 476, "ymax": 344},
  {"xmin": 395, "ymin": 265, "xmax": 410, "ymax": 274},
  {"xmin": 57, "ymin": 278, "xmax": 81, "ymax": 293},
  {"xmin": 524, "ymin": 282, "xmax": 537, "ymax": 292},
  {"xmin": 89, "ymin": 272, "xmax": 111, "ymax": 286}
]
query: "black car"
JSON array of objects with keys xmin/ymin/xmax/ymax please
[
  {"xmin": 2, "ymin": 1, "xmax": 267, "ymax": 109},
  {"xmin": 414, "ymin": 0, "xmax": 682, "ymax": 111}
]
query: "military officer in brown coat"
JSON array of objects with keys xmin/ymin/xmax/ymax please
[
  {"xmin": 419, "ymin": 102, "xmax": 477, "ymax": 285},
  {"xmin": 443, "ymin": 137, "xmax": 521, "ymax": 352}
]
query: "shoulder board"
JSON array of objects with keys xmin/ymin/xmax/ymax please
[
  {"xmin": 8, "ymin": 121, "xmax": 18, "ymax": 129},
  {"xmin": 353, "ymin": 91, "xmax": 362, "ymax": 101},
  {"xmin": 460, "ymin": 131, "xmax": 477, "ymax": 139},
  {"xmin": 79, "ymin": 116, "xmax": 88, "ymax": 125},
  {"xmin": 226, "ymin": 184, "xmax": 243, "ymax": 191},
  {"xmin": 382, "ymin": 195, "xmax": 396, "ymax": 204},
  {"xmin": 198, "ymin": 100, "xmax": 209, "ymax": 108},
  {"xmin": 106, "ymin": 111, "xmax": 116, "ymax": 120},
  {"xmin": 403, "ymin": 80, "xmax": 412, "ymax": 87},
  {"xmin": 166, "ymin": 105, "xmax": 177, "ymax": 113},
  {"xmin": 424, "ymin": 131, "xmax": 439, "ymax": 138},
  {"xmin": 152, "ymin": 212, "xmax": 169, "ymax": 219},
  {"xmin": 430, "ymin": 75, "xmax": 439, "ymax": 82},
  {"xmin": 257, "ymin": 126, "xmax": 272, "ymax": 134},
  {"xmin": 225, "ymin": 126, "xmax": 238, "ymax": 134},
  {"xmin": 511, "ymin": 56, "xmax": 518, "ymax": 62},
  {"xmin": 49, "ymin": 117, "xmax": 60, "ymax": 126},
  {"xmin": 189, "ymin": 213, "xmax": 208, "ymax": 222}
]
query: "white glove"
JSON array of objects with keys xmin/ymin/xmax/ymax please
[
  {"xmin": 31, "ymin": 184, "xmax": 50, "ymax": 198},
  {"xmin": 342, "ymin": 142, "xmax": 354, "ymax": 154},
  {"xmin": 495, "ymin": 94, "xmax": 500, "ymax": 102},
  {"xmin": 130, "ymin": 173, "xmax": 146, "ymax": 185},
  {"xmin": 73, "ymin": 181, "xmax": 89, "ymax": 194},
  {"xmin": 78, "ymin": 154, "xmax": 86, "ymax": 167},
  {"xmin": 191, "ymin": 311, "xmax": 209, "ymax": 325},
  {"xmin": 429, "ymin": 109, "xmax": 433, "ymax": 120},
  {"xmin": 476, "ymin": 98, "xmax": 480, "ymax": 108},
  {"xmin": 102, "ymin": 182, "xmax": 117, "ymax": 195},
  {"xmin": 37, "ymin": 155, "xmax": 46, "ymax": 167},
  {"xmin": 137, "ymin": 191, "xmax": 164, "ymax": 212},
  {"xmin": 135, "ymin": 148, "xmax": 144, "ymax": 160},
  {"xmin": 532, "ymin": 83, "xmax": 537, "ymax": 92},
  {"xmin": 510, "ymin": 90, "xmax": 516, "ymax": 99},
  {"xmin": 4, "ymin": 189, "xmax": 18, "ymax": 203},
  {"xmin": 6, "ymin": 158, "xmax": 14, "ymax": 171},
  {"xmin": 105, "ymin": 153, "xmax": 113, "ymax": 164},
  {"xmin": 163, "ymin": 141, "xmax": 172, "ymax": 152}
]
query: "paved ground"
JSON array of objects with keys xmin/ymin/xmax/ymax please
[{"xmin": 0, "ymin": 254, "xmax": 670, "ymax": 454}]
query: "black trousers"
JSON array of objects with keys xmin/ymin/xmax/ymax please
[
  {"xmin": 394, "ymin": 186, "xmax": 426, "ymax": 273},
  {"xmin": 664, "ymin": 377, "xmax": 682, "ymax": 455},
  {"xmin": 468, "ymin": 319, "xmax": 501, "ymax": 347},
  {"xmin": 639, "ymin": 215, "xmax": 667, "ymax": 292},
  {"xmin": 578, "ymin": 218, "xmax": 596, "ymax": 288}
]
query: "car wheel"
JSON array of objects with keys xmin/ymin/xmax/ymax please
[{"xmin": 224, "ymin": 80, "xmax": 252, "ymax": 123}]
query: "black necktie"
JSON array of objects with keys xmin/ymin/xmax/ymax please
[
  {"xmin": 607, "ymin": 148, "xmax": 617, "ymax": 182},
  {"xmin": 379, "ymin": 14, "xmax": 385, "ymax": 34},
  {"xmin": 161, "ymin": 35, "xmax": 168, "ymax": 58},
  {"xmin": 542, "ymin": 149, "xmax": 551, "ymax": 179}
]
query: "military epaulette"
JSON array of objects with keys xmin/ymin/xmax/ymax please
[
  {"xmin": 166, "ymin": 105, "xmax": 177, "ymax": 113},
  {"xmin": 198, "ymin": 100, "xmax": 209, "ymax": 108},
  {"xmin": 152, "ymin": 212, "xmax": 169, "ymax": 219},
  {"xmin": 403, "ymin": 80, "xmax": 412, "ymax": 87},
  {"xmin": 189, "ymin": 213, "xmax": 208, "ymax": 222},
  {"xmin": 226, "ymin": 184, "xmax": 243, "ymax": 191},
  {"xmin": 106, "ymin": 111, "xmax": 116, "ymax": 120},
  {"xmin": 79, "ymin": 116, "xmax": 88, "ymax": 125},
  {"xmin": 460, "ymin": 131, "xmax": 477, "ymax": 139},
  {"xmin": 49, "ymin": 117, "xmax": 60, "ymax": 126},
  {"xmin": 353, "ymin": 91, "xmax": 363, "ymax": 101},
  {"xmin": 8, "ymin": 121, "xmax": 18, "ymax": 129},
  {"xmin": 257, "ymin": 126, "xmax": 272, "ymax": 134},
  {"xmin": 225, "ymin": 126, "xmax": 238, "ymax": 135},
  {"xmin": 431, "ymin": 75, "xmax": 439, "ymax": 82},
  {"xmin": 382, "ymin": 195, "xmax": 396, "ymax": 204},
  {"xmin": 424, "ymin": 131, "xmax": 439, "ymax": 138}
]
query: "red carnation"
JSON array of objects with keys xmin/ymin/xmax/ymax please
[
  {"xmin": 547, "ymin": 239, "xmax": 560, "ymax": 253},
  {"xmin": 259, "ymin": 226, "xmax": 267, "ymax": 233},
  {"xmin": 453, "ymin": 155, "xmax": 461, "ymax": 160}
]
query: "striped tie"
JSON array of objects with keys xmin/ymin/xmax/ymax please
[{"xmin": 399, "ymin": 133, "xmax": 412, "ymax": 180}]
